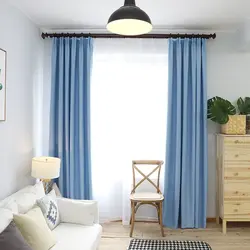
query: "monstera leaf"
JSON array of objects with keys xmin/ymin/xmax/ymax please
[
  {"xmin": 237, "ymin": 97, "xmax": 250, "ymax": 115},
  {"xmin": 207, "ymin": 96, "xmax": 236, "ymax": 124}
]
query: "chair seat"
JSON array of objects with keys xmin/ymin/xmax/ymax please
[{"xmin": 130, "ymin": 192, "xmax": 164, "ymax": 201}]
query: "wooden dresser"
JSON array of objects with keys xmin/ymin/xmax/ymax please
[{"xmin": 216, "ymin": 134, "xmax": 250, "ymax": 234}]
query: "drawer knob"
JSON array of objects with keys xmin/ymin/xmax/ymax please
[
  {"xmin": 235, "ymin": 191, "xmax": 239, "ymax": 194},
  {"xmin": 235, "ymin": 154, "xmax": 239, "ymax": 158},
  {"xmin": 235, "ymin": 140, "xmax": 239, "ymax": 144},
  {"xmin": 234, "ymin": 173, "xmax": 239, "ymax": 176},
  {"xmin": 234, "ymin": 209, "xmax": 238, "ymax": 212}
]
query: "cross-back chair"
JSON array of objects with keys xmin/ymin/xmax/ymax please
[{"xmin": 130, "ymin": 160, "xmax": 164, "ymax": 237}]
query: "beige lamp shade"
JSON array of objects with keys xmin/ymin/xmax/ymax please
[{"xmin": 31, "ymin": 157, "xmax": 61, "ymax": 179}]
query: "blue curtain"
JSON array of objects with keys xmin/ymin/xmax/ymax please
[
  {"xmin": 49, "ymin": 37, "xmax": 93, "ymax": 200},
  {"xmin": 163, "ymin": 38, "xmax": 208, "ymax": 228}
]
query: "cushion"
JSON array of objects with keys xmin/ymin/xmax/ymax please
[
  {"xmin": 15, "ymin": 192, "xmax": 37, "ymax": 214},
  {"xmin": 15, "ymin": 182, "xmax": 45, "ymax": 214},
  {"xmin": 13, "ymin": 206, "xmax": 56, "ymax": 250},
  {"xmin": 37, "ymin": 190, "xmax": 60, "ymax": 230},
  {"xmin": 0, "ymin": 186, "xmax": 33, "ymax": 210},
  {"xmin": 52, "ymin": 183, "xmax": 62, "ymax": 197},
  {"xmin": 3, "ymin": 200, "xmax": 18, "ymax": 214},
  {"xmin": 33, "ymin": 181, "xmax": 46, "ymax": 199},
  {"xmin": 51, "ymin": 223, "xmax": 102, "ymax": 250},
  {"xmin": 0, "ymin": 182, "xmax": 45, "ymax": 214},
  {"xmin": 57, "ymin": 198, "xmax": 95, "ymax": 226},
  {"xmin": 130, "ymin": 192, "xmax": 164, "ymax": 201},
  {"xmin": 0, "ymin": 221, "xmax": 32, "ymax": 250},
  {"xmin": 0, "ymin": 194, "xmax": 24, "ymax": 214},
  {"xmin": 0, "ymin": 209, "xmax": 13, "ymax": 234}
]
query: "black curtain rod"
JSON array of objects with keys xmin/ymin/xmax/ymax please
[{"xmin": 41, "ymin": 32, "xmax": 216, "ymax": 40}]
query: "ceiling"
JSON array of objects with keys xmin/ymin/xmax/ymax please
[{"xmin": 5, "ymin": 0, "xmax": 250, "ymax": 31}]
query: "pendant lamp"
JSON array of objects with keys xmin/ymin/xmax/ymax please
[{"xmin": 107, "ymin": 0, "xmax": 152, "ymax": 36}]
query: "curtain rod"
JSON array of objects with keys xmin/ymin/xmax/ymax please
[{"xmin": 41, "ymin": 33, "xmax": 216, "ymax": 39}]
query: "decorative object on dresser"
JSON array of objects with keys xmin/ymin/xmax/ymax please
[
  {"xmin": 221, "ymin": 115, "xmax": 246, "ymax": 135},
  {"xmin": 247, "ymin": 115, "xmax": 250, "ymax": 134},
  {"xmin": 31, "ymin": 157, "xmax": 61, "ymax": 194},
  {"xmin": 0, "ymin": 48, "xmax": 6, "ymax": 121},
  {"xmin": 208, "ymin": 96, "xmax": 247, "ymax": 135},
  {"xmin": 216, "ymin": 134, "xmax": 250, "ymax": 234},
  {"xmin": 237, "ymin": 97, "xmax": 250, "ymax": 134}
]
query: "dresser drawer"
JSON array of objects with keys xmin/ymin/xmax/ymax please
[
  {"xmin": 224, "ymin": 181, "xmax": 250, "ymax": 199},
  {"xmin": 224, "ymin": 162, "xmax": 250, "ymax": 169},
  {"xmin": 224, "ymin": 150, "xmax": 250, "ymax": 161},
  {"xmin": 224, "ymin": 201, "xmax": 250, "ymax": 216},
  {"xmin": 225, "ymin": 168, "xmax": 250, "ymax": 180},
  {"xmin": 224, "ymin": 137, "xmax": 250, "ymax": 145}
]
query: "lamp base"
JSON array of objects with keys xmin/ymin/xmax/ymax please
[{"xmin": 41, "ymin": 179, "xmax": 53, "ymax": 194}]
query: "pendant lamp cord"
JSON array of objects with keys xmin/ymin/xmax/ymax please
[{"xmin": 124, "ymin": 0, "xmax": 136, "ymax": 6}]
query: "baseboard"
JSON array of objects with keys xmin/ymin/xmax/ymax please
[
  {"xmin": 206, "ymin": 218, "xmax": 216, "ymax": 223},
  {"xmin": 109, "ymin": 217, "xmax": 217, "ymax": 223},
  {"xmin": 134, "ymin": 218, "xmax": 217, "ymax": 223}
]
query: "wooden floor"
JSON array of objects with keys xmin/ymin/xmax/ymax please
[{"xmin": 99, "ymin": 222, "xmax": 250, "ymax": 250}]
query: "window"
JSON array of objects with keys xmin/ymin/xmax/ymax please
[{"xmin": 91, "ymin": 39, "xmax": 168, "ymax": 224}]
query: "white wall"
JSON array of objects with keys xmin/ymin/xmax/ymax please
[
  {"xmin": 207, "ymin": 32, "xmax": 250, "ymax": 217},
  {"xmin": 0, "ymin": 1, "xmax": 43, "ymax": 199}
]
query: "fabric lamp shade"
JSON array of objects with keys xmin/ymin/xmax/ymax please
[
  {"xmin": 31, "ymin": 157, "xmax": 61, "ymax": 180},
  {"xmin": 107, "ymin": 0, "xmax": 152, "ymax": 36}
]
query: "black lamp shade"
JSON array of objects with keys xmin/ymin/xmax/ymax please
[{"xmin": 107, "ymin": 0, "xmax": 152, "ymax": 36}]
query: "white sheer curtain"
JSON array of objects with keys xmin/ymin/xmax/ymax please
[{"xmin": 91, "ymin": 39, "xmax": 168, "ymax": 225}]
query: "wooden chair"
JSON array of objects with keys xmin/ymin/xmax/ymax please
[{"xmin": 130, "ymin": 160, "xmax": 164, "ymax": 237}]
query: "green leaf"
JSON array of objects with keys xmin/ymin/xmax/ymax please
[
  {"xmin": 207, "ymin": 96, "xmax": 236, "ymax": 124},
  {"xmin": 237, "ymin": 97, "xmax": 250, "ymax": 115}
]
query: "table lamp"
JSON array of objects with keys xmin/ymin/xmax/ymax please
[{"xmin": 31, "ymin": 157, "xmax": 61, "ymax": 193}]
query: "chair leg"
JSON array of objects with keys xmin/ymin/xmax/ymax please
[
  {"xmin": 157, "ymin": 203, "xmax": 160, "ymax": 224},
  {"xmin": 130, "ymin": 202, "xmax": 137, "ymax": 225},
  {"xmin": 130, "ymin": 201, "xmax": 136, "ymax": 237},
  {"xmin": 129, "ymin": 206, "xmax": 132, "ymax": 225},
  {"xmin": 159, "ymin": 202, "xmax": 164, "ymax": 237}
]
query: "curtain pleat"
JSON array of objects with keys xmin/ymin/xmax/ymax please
[
  {"xmin": 163, "ymin": 38, "xmax": 207, "ymax": 228},
  {"xmin": 49, "ymin": 37, "xmax": 93, "ymax": 200}
]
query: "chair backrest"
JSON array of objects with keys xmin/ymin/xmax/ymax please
[{"xmin": 131, "ymin": 160, "xmax": 164, "ymax": 194}]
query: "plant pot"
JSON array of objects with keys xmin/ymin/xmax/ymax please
[
  {"xmin": 221, "ymin": 115, "xmax": 246, "ymax": 135},
  {"xmin": 247, "ymin": 115, "xmax": 250, "ymax": 134}
]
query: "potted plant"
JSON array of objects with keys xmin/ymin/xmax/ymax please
[
  {"xmin": 237, "ymin": 97, "xmax": 250, "ymax": 134},
  {"xmin": 207, "ymin": 96, "xmax": 246, "ymax": 135}
]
